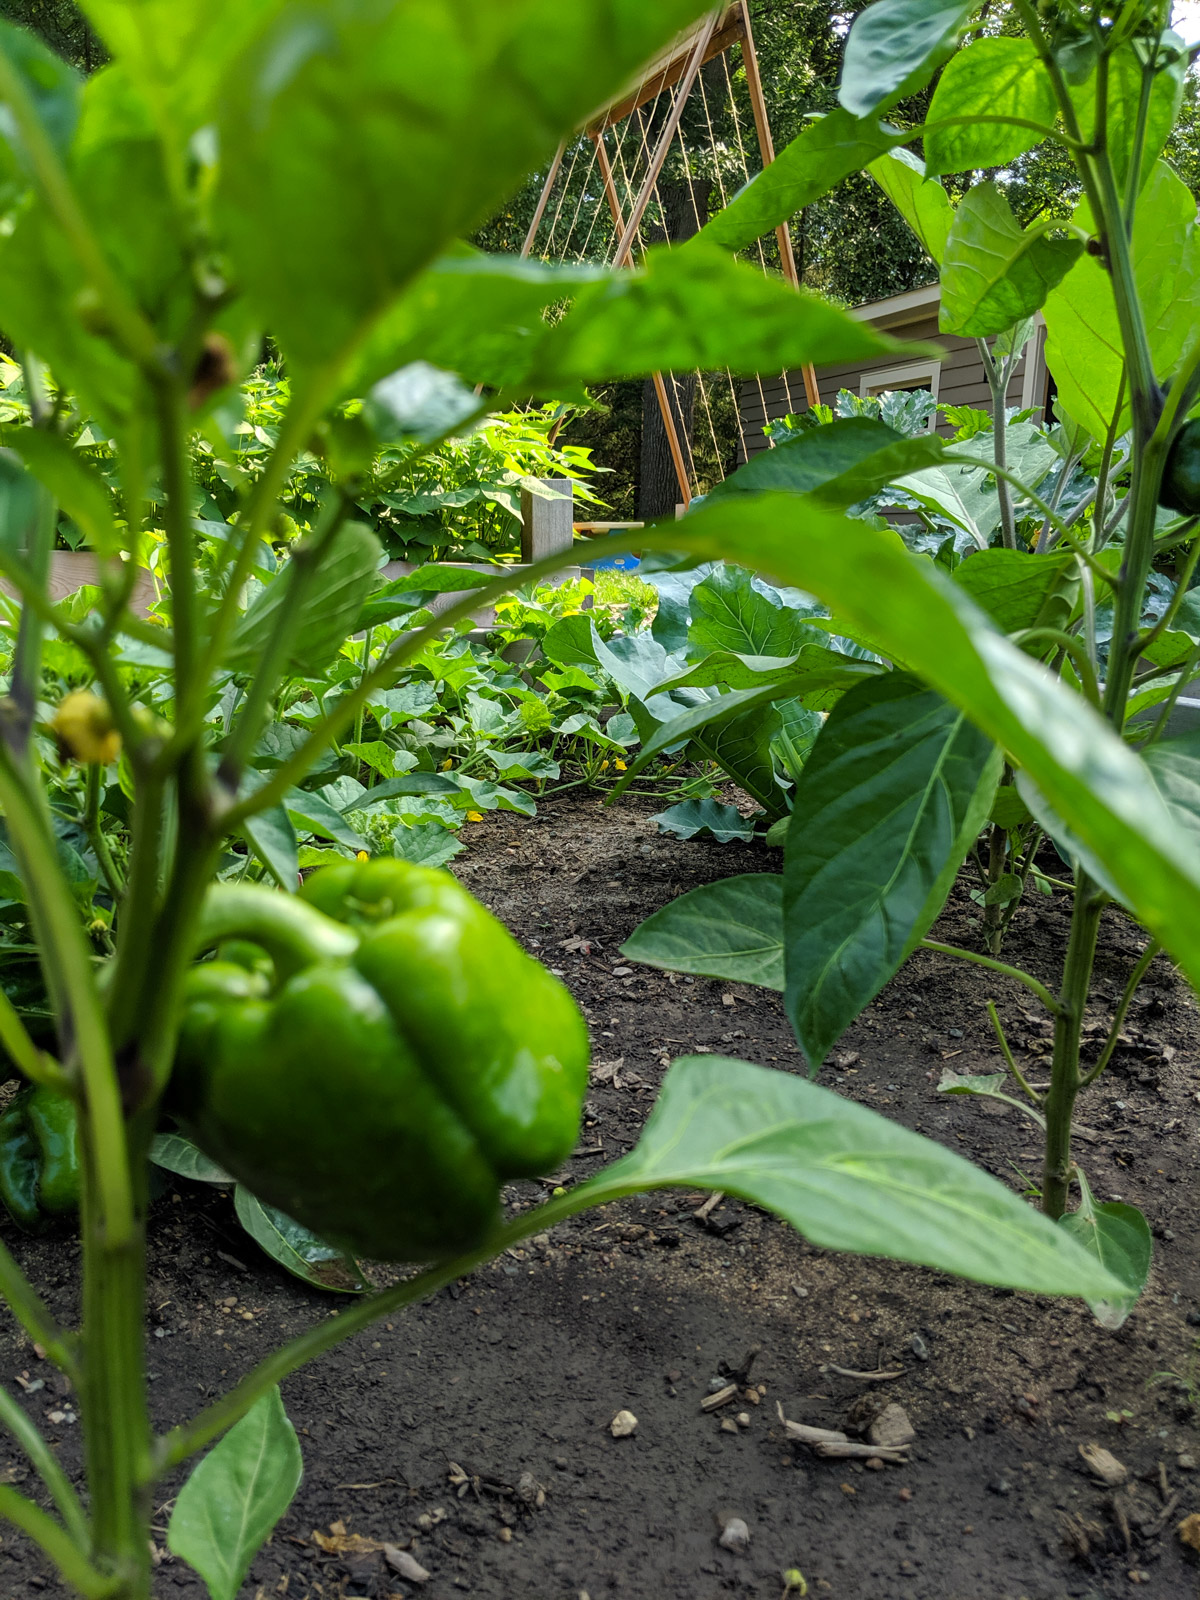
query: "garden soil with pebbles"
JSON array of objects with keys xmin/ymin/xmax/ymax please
[{"xmin": 2, "ymin": 794, "xmax": 1199, "ymax": 1600}]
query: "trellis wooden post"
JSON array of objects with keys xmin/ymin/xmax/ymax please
[{"xmin": 737, "ymin": 0, "xmax": 820, "ymax": 408}]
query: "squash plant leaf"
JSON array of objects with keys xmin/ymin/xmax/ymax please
[
  {"xmin": 783, "ymin": 673, "xmax": 999, "ymax": 1071},
  {"xmin": 573, "ymin": 1055, "xmax": 1125, "ymax": 1299},
  {"xmin": 168, "ymin": 1386, "xmax": 303, "ymax": 1600}
]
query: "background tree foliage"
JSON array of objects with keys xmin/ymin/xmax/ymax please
[{"xmin": 12, "ymin": 0, "xmax": 1199, "ymax": 520}]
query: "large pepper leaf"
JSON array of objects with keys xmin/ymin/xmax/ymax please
[
  {"xmin": 214, "ymin": 0, "xmax": 715, "ymax": 369},
  {"xmin": 629, "ymin": 493, "xmax": 1200, "ymax": 1000},
  {"xmin": 229, "ymin": 521, "xmax": 381, "ymax": 678},
  {"xmin": 839, "ymin": 0, "xmax": 977, "ymax": 119},
  {"xmin": 783, "ymin": 673, "xmax": 999, "ymax": 1070},
  {"xmin": 168, "ymin": 1387, "xmax": 302, "ymax": 1600},
  {"xmin": 925, "ymin": 37, "xmax": 1058, "ymax": 176},
  {"xmin": 940, "ymin": 182, "xmax": 1082, "ymax": 338},
  {"xmin": 867, "ymin": 148, "xmax": 954, "ymax": 265},
  {"xmin": 570, "ymin": 1054, "xmax": 1124, "ymax": 1299},
  {"xmin": 622, "ymin": 874, "xmax": 784, "ymax": 989},
  {"xmin": 697, "ymin": 109, "xmax": 909, "ymax": 252}
]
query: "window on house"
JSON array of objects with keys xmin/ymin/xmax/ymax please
[{"xmin": 859, "ymin": 360, "xmax": 942, "ymax": 401}]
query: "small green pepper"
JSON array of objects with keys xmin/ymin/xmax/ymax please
[
  {"xmin": 171, "ymin": 861, "xmax": 590, "ymax": 1261},
  {"xmin": 0, "ymin": 1085, "xmax": 80, "ymax": 1230},
  {"xmin": 1160, "ymin": 418, "xmax": 1200, "ymax": 515}
]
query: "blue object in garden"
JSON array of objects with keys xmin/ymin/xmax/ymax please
[{"xmin": 588, "ymin": 553, "xmax": 642, "ymax": 572}]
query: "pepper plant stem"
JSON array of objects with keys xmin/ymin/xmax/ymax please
[{"xmin": 1041, "ymin": 883, "xmax": 1103, "ymax": 1219}]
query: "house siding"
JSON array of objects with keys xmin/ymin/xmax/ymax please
[{"xmin": 739, "ymin": 297, "xmax": 1046, "ymax": 457}]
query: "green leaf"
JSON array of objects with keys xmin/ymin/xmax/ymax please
[
  {"xmin": 1067, "ymin": 41, "xmax": 1186, "ymax": 195},
  {"xmin": 339, "ymin": 773, "xmax": 460, "ymax": 812},
  {"xmin": 487, "ymin": 749, "xmax": 560, "ymax": 781},
  {"xmin": 1142, "ymin": 730, "xmax": 1200, "ymax": 856},
  {"xmin": 216, "ymin": 0, "xmax": 714, "ymax": 369},
  {"xmin": 390, "ymin": 820, "xmax": 464, "ymax": 868},
  {"xmin": 149, "ymin": 1133, "xmax": 231, "ymax": 1185},
  {"xmin": 633, "ymin": 495, "xmax": 1200, "ymax": 998},
  {"xmin": 0, "ymin": 17, "xmax": 81, "ymax": 171},
  {"xmin": 707, "ymin": 417, "xmax": 908, "ymax": 503},
  {"xmin": 618, "ymin": 683, "xmax": 788, "ymax": 784},
  {"xmin": 521, "ymin": 242, "xmax": 926, "ymax": 392},
  {"xmin": 576, "ymin": 1054, "xmax": 1124, "ymax": 1298},
  {"xmin": 0, "ymin": 449, "xmax": 44, "ymax": 568},
  {"xmin": 364, "ymin": 361, "xmax": 481, "ymax": 444},
  {"xmin": 239, "ymin": 804, "xmax": 298, "ymax": 891},
  {"xmin": 952, "ymin": 550, "xmax": 1076, "ymax": 634},
  {"xmin": 700, "ymin": 109, "xmax": 908, "ymax": 252},
  {"xmin": 229, "ymin": 522, "xmax": 382, "ymax": 678},
  {"xmin": 839, "ymin": 0, "xmax": 975, "ymax": 119},
  {"xmin": 79, "ymin": 0, "xmax": 284, "ymax": 154},
  {"xmin": 167, "ymin": 1387, "xmax": 303, "ymax": 1600},
  {"xmin": 1057, "ymin": 1170, "xmax": 1151, "ymax": 1329},
  {"xmin": 868, "ymin": 148, "xmax": 954, "ymax": 265},
  {"xmin": 648, "ymin": 799, "xmax": 757, "ymax": 844},
  {"xmin": 925, "ymin": 37, "xmax": 1057, "ymax": 176},
  {"xmin": 688, "ymin": 565, "xmax": 817, "ymax": 659},
  {"xmin": 1044, "ymin": 162, "xmax": 1200, "ymax": 439},
  {"xmin": 283, "ymin": 789, "xmax": 365, "ymax": 854},
  {"xmin": 783, "ymin": 672, "xmax": 998, "ymax": 1070},
  {"xmin": 1, "ymin": 428, "xmax": 118, "ymax": 558},
  {"xmin": 234, "ymin": 1188, "xmax": 366, "ymax": 1294},
  {"xmin": 622, "ymin": 874, "xmax": 783, "ymax": 987},
  {"xmin": 940, "ymin": 182, "xmax": 1082, "ymax": 338},
  {"xmin": 990, "ymin": 784, "xmax": 1032, "ymax": 830}
]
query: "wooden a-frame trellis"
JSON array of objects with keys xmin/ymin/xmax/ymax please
[{"xmin": 521, "ymin": 2, "xmax": 819, "ymax": 509}]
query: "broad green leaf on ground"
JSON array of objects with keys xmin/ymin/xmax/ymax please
[
  {"xmin": 234, "ymin": 1188, "xmax": 366, "ymax": 1294},
  {"xmin": 839, "ymin": 0, "xmax": 976, "ymax": 118},
  {"xmin": 647, "ymin": 799, "xmax": 757, "ymax": 845},
  {"xmin": 391, "ymin": 820, "xmax": 465, "ymax": 869},
  {"xmin": 571, "ymin": 1055, "xmax": 1124, "ymax": 1297},
  {"xmin": 656, "ymin": 645, "xmax": 880, "ymax": 700},
  {"xmin": 149, "ymin": 1133, "xmax": 231, "ymax": 1185},
  {"xmin": 216, "ymin": 0, "xmax": 713, "ymax": 368},
  {"xmin": 952, "ymin": 549, "xmax": 1076, "ymax": 634},
  {"xmin": 867, "ymin": 148, "xmax": 954, "ymax": 265},
  {"xmin": 1044, "ymin": 162, "xmax": 1200, "ymax": 439},
  {"xmin": 1068, "ymin": 40, "xmax": 1187, "ymax": 195},
  {"xmin": 614, "ymin": 684, "xmax": 788, "ymax": 785},
  {"xmin": 1058, "ymin": 1170, "xmax": 1152, "ymax": 1329},
  {"xmin": 701, "ymin": 702, "xmax": 785, "ymax": 817},
  {"xmin": 168, "ymin": 1387, "xmax": 303, "ymax": 1600},
  {"xmin": 623, "ymin": 875, "xmax": 783, "ymax": 987},
  {"xmin": 338, "ymin": 773, "xmax": 460, "ymax": 813},
  {"xmin": 1142, "ymin": 731, "xmax": 1200, "ymax": 856},
  {"xmin": 628, "ymin": 494, "xmax": 1200, "ymax": 998},
  {"xmin": 783, "ymin": 673, "xmax": 999, "ymax": 1069},
  {"xmin": 940, "ymin": 183, "xmax": 1081, "ymax": 338},
  {"xmin": 699, "ymin": 110, "xmax": 908, "ymax": 252},
  {"xmin": 688, "ymin": 564, "xmax": 817, "ymax": 659},
  {"xmin": 229, "ymin": 522, "xmax": 381, "ymax": 677},
  {"xmin": 925, "ymin": 37, "xmax": 1057, "ymax": 176}
]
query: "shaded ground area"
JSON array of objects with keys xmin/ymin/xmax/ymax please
[{"xmin": 2, "ymin": 794, "xmax": 1198, "ymax": 1600}]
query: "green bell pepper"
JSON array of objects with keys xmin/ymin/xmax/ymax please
[
  {"xmin": 0, "ymin": 1085, "xmax": 81, "ymax": 1230},
  {"xmin": 1161, "ymin": 417, "xmax": 1200, "ymax": 515},
  {"xmin": 172, "ymin": 860, "xmax": 590, "ymax": 1261}
]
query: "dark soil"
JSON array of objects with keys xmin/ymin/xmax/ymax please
[{"xmin": 3, "ymin": 793, "xmax": 1199, "ymax": 1600}]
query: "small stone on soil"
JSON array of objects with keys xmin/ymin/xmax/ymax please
[
  {"xmin": 609, "ymin": 1409, "xmax": 638, "ymax": 1438},
  {"xmin": 717, "ymin": 1515, "xmax": 750, "ymax": 1553},
  {"xmin": 866, "ymin": 1404, "xmax": 916, "ymax": 1450}
]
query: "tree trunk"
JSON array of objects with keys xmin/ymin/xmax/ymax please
[{"xmin": 637, "ymin": 177, "xmax": 712, "ymax": 519}]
